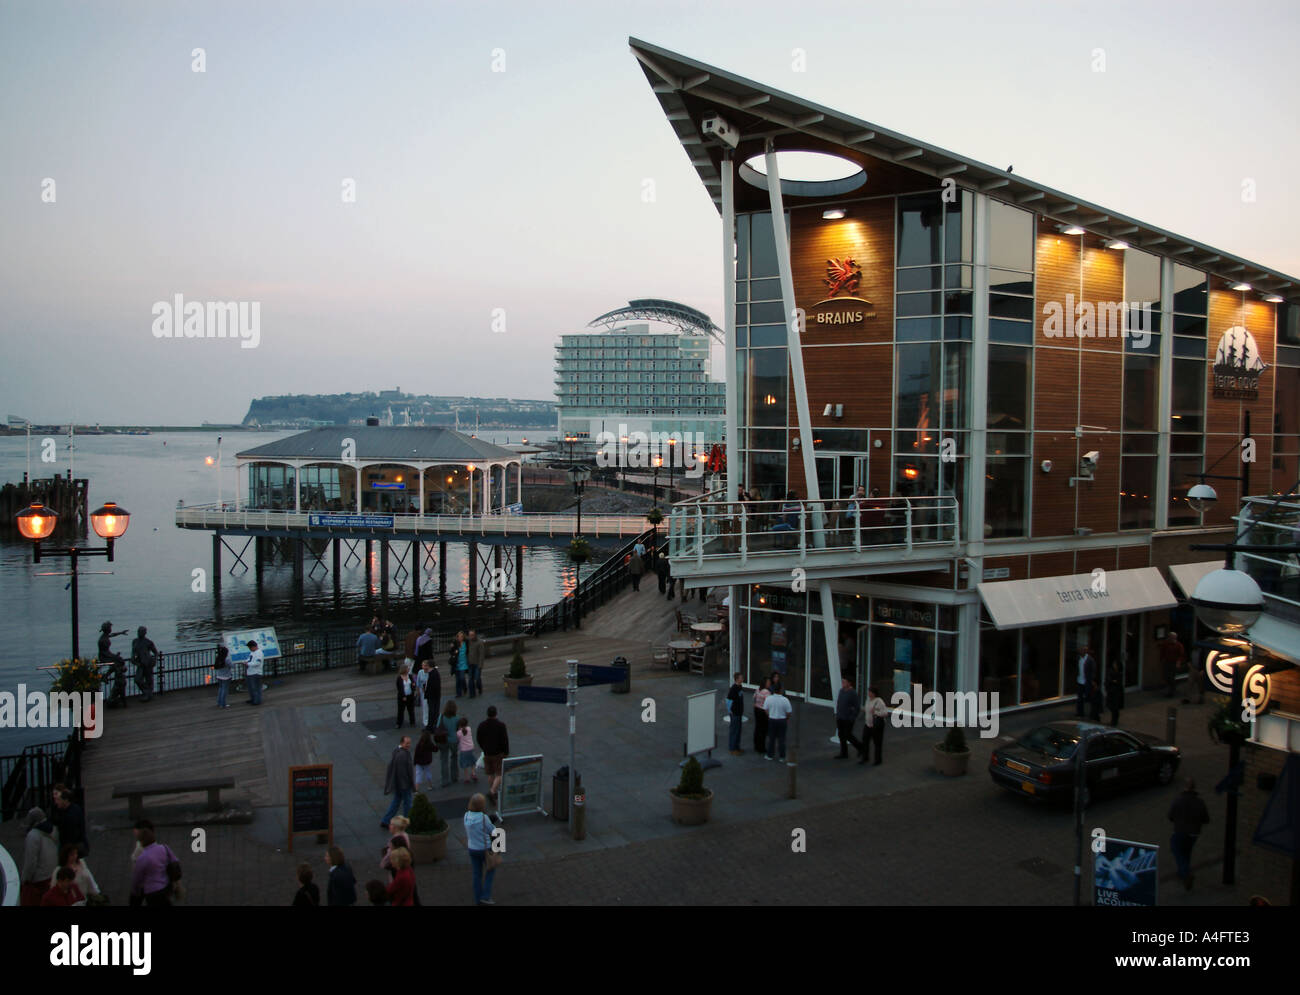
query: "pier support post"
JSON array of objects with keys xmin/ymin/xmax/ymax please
[
  {"xmin": 412, "ymin": 542, "xmax": 420, "ymax": 603},
  {"xmin": 380, "ymin": 540, "xmax": 389, "ymax": 610},
  {"xmin": 468, "ymin": 541, "xmax": 478, "ymax": 627},
  {"xmin": 292, "ymin": 538, "xmax": 305, "ymax": 614},
  {"xmin": 493, "ymin": 545, "xmax": 503, "ymax": 605},
  {"xmin": 332, "ymin": 539, "xmax": 341, "ymax": 607},
  {"xmin": 212, "ymin": 533, "xmax": 222, "ymax": 597},
  {"xmin": 365, "ymin": 539, "xmax": 373, "ymax": 589}
]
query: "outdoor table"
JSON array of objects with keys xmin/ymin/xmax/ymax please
[
  {"xmin": 667, "ymin": 639, "xmax": 703, "ymax": 670},
  {"xmin": 690, "ymin": 622, "xmax": 724, "ymax": 644}
]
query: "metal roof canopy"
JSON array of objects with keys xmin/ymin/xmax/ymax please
[
  {"xmin": 235, "ymin": 426, "xmax": 520, "ymax": 463},
  {"xmin": 629, "ymin": 37, "xmax": 1300, "ymax": 300},
  {"xmin": 587, "ymin": 298, "xmax": 723, "ymax": 342}
]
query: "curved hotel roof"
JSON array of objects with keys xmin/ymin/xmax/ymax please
[
  {"xmin": 236, "ymin": 426, "xmax": 520, "ymax": 464},
  {"xmin": 629, "ymin": 38, "xmax": 1300, "ymax": 301}
]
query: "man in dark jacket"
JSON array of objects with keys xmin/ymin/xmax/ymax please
[
  {"xmin": 325, "ymin": 846, "xmax": 357, "ymax": 906},
  {"xmin": 422, "ymin": 660, "xmax": 442, "ymax": 731},
  {"xmin": 1168, "ymin": 777, "xmax": 1211, "ymax": 890},
  {"xmin": 834, "ymin": 677, "xmax": 865, "ymax": 760},
  {"xmin": 467, "ymin": 630, "xmax": 485, "ymax": 698},
  {"xmin": 380, "ymin": 736, "xmax": 414, "ymax": 829},
  {"xmin": 476, "ymin": 706, "xmax": 510, "ymax": 804},
  {"xmin": 131, "ymin": 626, "xmax": 161, "ymax": 702},
  {"xmin": 726, "ymin": 673, "xmax": 745, "ymax": 755},
  {"xmin": 52, "ymin": 789, "xmax": 87, "ymax": 857},
  {"xmin": 655, "ymin": 554, "xmax": 670, "ymax": 596}
]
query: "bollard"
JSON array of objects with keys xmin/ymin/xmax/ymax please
[
  {"xmin": 572, "ymin": 790, "xmax": 586, "ymax": 840},
  {"xmin": 1166, "ymin": 706, "xmax": 1177, "ymax": 746}
]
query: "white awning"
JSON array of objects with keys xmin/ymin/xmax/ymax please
[
  {"xmin": 1248, "ymin": 614, "xmax": 1300, "ymax": 665},
  {"xmin": 978, "ymin": 567, "xmax": 1178, "ymax": 630},
  {"xmin": 1168, "ymin": 560, "xmax": 1224, "ymax": 598}
]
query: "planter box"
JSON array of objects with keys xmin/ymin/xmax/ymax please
[
  {"xmin": 503, "ymin": 675, "xmax": 533, "ymax": 700},
  {"xmin": 408, "ymin": 825, "xmax": 449, "ymax": 864},
  {"xmin": 932, "ymin": 745, "xmax": 971, "ymax": 777},
  {"xmin": 670, "ymin": 788, "xmax": 713, "ymax": 826}
]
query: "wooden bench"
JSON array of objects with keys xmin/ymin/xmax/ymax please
[
  {"xmin": 113, "ymin": 777, "xmax": 236, "ymax": 820},
  {"xmin": 482, "ymin": 634, "xmax": 527, "ymax": 658}
]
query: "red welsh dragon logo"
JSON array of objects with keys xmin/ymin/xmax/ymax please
[{"xmin": 823, "ymin": 257, "xmax": 862, "ymax": 298}]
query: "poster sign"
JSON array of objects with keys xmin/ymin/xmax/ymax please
[
  {"xmin": 307, "ymin": 513, "xmax": 395, "ymax": 528},
  {"xmin": 288, "ymin": 764, "xmax": 333, "ymax": 852},
  {"xmin": 685, "ymin": 690, "xmax": 717, "ymax": 757},
  {"xmin": 498, "ymin": 754, "xmax": 546, "ymax": 818},
  {"xmin": 1093, "ymin": 836, "xmax": 1158, "ymax": 907},
  {"xmin": 223, "ymin": 627, "xmax": 281, "ymax": 666}
]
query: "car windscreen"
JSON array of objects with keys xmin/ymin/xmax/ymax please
[{"xmin": 1018, "ymin": 726, "xmax": 1079, "ymax": 761}]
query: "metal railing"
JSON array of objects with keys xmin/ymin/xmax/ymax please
[
  {"xmin": 667, "ymin": 492, "xmax": 961, "ymax": 566},
  {"xmin": 1235, "ymin": 496, "xmax": 1300, "ymax": 621},
  {"xmin": 175, "ymin": 504, "xmax": 650, "ymax": 539},
  {"xmin": 1, "ymin": 736, "xmax": 81, "ymax": 823}
]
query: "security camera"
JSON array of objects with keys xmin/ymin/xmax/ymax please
[
  {"xmin": 1040, "ymin": 459, "xmax": 1053, "ymax": 474},
  {"xmin": 1082, "ymin": 451, "xmax": 1100, "ymax": 466},
  {"xmin": 701, "ymin": 115, "xmax": 739, "ymax": 150}
]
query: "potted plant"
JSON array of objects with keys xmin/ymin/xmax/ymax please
[
  {"xmin": 568, "ymin": 536, "xmax": 591, "ymax": 563},
  {"xmin": 406, "ymin": 792, "xmax": 449, "ymax": 863},
  {"xmin": 669, "ymin": 756, "xmax": 713, "ymax": 825},
  {"xmin": 1208, "ymin": 696, "xmax": 1250, "ymax": 746},
  {"xmin": 503, "ymin": 649, "xmax": 533, "ymax": 699},
  {"xmin": 51, "ymin": 657, "xmax": 105, "ymax": 694},
  {"xmin": 933, "ymin": 726, "xmax": 971, "ymax": 776}
]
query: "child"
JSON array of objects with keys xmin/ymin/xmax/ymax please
[{"xmin": 456, "ymin": 717, "xmax": 478, "ymax": 783}]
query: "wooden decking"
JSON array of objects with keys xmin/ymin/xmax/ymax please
[{"xmin": 79, "ymin": 583, "xmax": 717, "ymax": 818}]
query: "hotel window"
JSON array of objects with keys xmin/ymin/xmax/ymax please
[
  {"xmin": 986, "ymin": 344, "xmax": 1032, "ymax": 537},
  {"xmin": 1275, "ymin": 303, "xmax": 1300, "ymax": 486}
]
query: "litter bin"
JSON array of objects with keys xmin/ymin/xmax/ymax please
[
  {"xmin": 611, "ymin": 655, "xmax": 630, "ymax": 694},
  {"xmin": 552, "ymin": 766, "xmax": 582, "ymax": 821}
]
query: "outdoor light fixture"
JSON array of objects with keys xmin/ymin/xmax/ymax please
[
  {"xmin": 1060, "ymin": 225, "xmax": 1085, "ymax": 236},
  {"xmin": 1187, "ymin": 482, "xmax": 1218, "ymax": 512},
  {"xmin": 1190, "ymin": 568, "xmax": 1263, "ymax": 637},
  {"xmin": 90, "ymin": 502, "xmax": 131, "ymax": 540},
  {"xmin": 15, "ymin": 502, "xmax": 58, "ymax": 542},
  {"xmin": 822, "ymin": 208, "xmax": 846, "ymax": 220},
  {"xmin": 1106, "ymin": 240, "xmax": 1129, "ymax": 250},
  {"xmin": 1265, "ymin": 294, "xmax": 1284, "ymax": 304},
  {"xmin": 1232, "ymin": 282, "xmax": 1252, "ymax": 292}
]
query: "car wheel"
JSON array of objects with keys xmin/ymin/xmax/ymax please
[{"xmin": 1157, "ymin": 760, "xmax": 1175, "ymax": 785}]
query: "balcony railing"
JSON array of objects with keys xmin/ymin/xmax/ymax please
[
  {"xmin": 667, "ymin": 492, "xmax": 961, "ymax": 572},
  {"xmin": 1235, "ymin": 495, "xmax": 1300, "ymax": 622}
]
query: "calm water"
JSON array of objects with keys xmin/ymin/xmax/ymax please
[{"xmin": 0, "ymin": 428, "xmax": 601, "ymax": 752}]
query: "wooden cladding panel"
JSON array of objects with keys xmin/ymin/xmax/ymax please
[
  {"xmin": 1030, "ymin": 551, "xmax": 1075, "ymax": 578},
  {"xmin": 1080, "ymin": 239, "xmax": 1125, "ymax": 353},
  {"xmin": 1033, "ymin": 347, "xmax": 1079, "ymax": 432},
  {"xmin": 801, "ymin": 344, "xmax": 893, "ymax": 427},
  {"xmin": 1032, "ymin": 433, "xmax": 1080, "ymax": 536},
  {"xmin": 790, "ymin": 200, "xmax": 894, "ymax": 347},
  {"xmin": 1118, "ymin": 545, "xmax": 1150, "ymax": 570},
  {"xmin": 1206, "ymin": 291, "xmax": 1276, "ymax": 438}
]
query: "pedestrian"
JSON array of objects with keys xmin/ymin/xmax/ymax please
[
  {"xmin": 325, "ymin": 845, "xmax": 357, "ymax": 906},
  {"xmin": 380, "ymin": 735, "xmax": 415, "ymax": 829},
  {"xmin": 129, "ymin": 820, "xmax": 179, "ymax": 907},
  {"xmin": 51, "ymin": 788, "xmax": 87, "ymax": 857},
  {"xmin": 862, "ymin": 685, "xmax": 888, "ymax": 765},
  {"xmin": 395, "ymin": 662, "xmax": 417, "ymax": 728},
  {"xmin": 453, "ymin": 631, "xmax": 469, "ymax": 698},
  {"xmin": 19, "ymin": 807, "xmax": 59, "ymax": 906},
  {"xmin": 628, "ymin": 547, "xmax": 645, "ymax": 591},
  {"xmin": 41, "ymin": 867, "xmax": 85, "ymax": 907},
  {"xmin": 1105, "ymin": 660, "xmax": 1125, "ymax": 726},
  {"xmin": 131, "ymin": 626, "xmax": 161, "ymax": 702},
  {"xmin": 292, "ymin": 862, "xmax": 320, "ymax": 906},
  {"xmin": 752, "ymin": 676, "xmax": 770, "ymax": 755},
  {"xmin": 381, "ymin": 817, "xmax": 413, "ymax": 878},
  {"xmin": 415, "ymin": 655, "xmax": 429, "ymax": 727},
  {"xmin": 357, "ymin": 623, "xmax": 382, "ymax": 673},
  {"xmin": 99, "ymin": 622, "xmax": 129, "ymax": 708},
  {"xmin": 384, "ymin": 848, "xmax": 416, "ymax": 906},
  {"xmin": 726, "ymin": 672, "xmax": 745, "ymax": 755},
  {"xmin": 834, "ymin": 677, "xmax": 865, "ymax": 761},
  {"xmin": 423, "ymin": 657, "xmax": 442, "ymax": 731},
  {"xmin": 437, "ymin": 700, "xmax": 459, "ymax": 786},
  {"xmin": 1168, "ymin": 777, "xmax": 1211, "ymax": 890},
  {"xmin": 456, "ymin": 717, "xmax": 479, "ymax": 783},
  {"xmin": 414, "ymin": 625, "xmax": 434, "ymax": 669},
  {"xmin": 1159, "ymin": 632, "xmax": 1185, "ymax": 699},
  {"xmin": 413, "ymin": 729, "xmax": 435, "ymax": 791},
  {"xmin": 764, "ymin": 685, "xmax": 792, "ymax": 762},
  {"xmin": 467, "ymin": 629, "xmax": 485, "ymax": 698},
  {"xmin": 213, "ymin": 643, "xmax": 233, "ymax": 708},
  {"xmin": 364, "ymin": 879, "xmax": 388, "ymax": 906},
  {"xmin": 464, "ymin": 793, "xmax": 498, "ymax": 905},
  {"xmin": 477, "ymin": 705, "xmax": 510, "ymax": 803},
  {"xmin": 1074, "ymin": 644, "xmax": 1097, "ymax": 717},
  {"xmin": 655, "ymin": 553, "xmax": 669, "ymax": 595},
  {"xmin": 50, "ymin": 843, "xmax": 99, "ymax": 904},
  {"xmin": 245, "ymin": 639, "xmax": 265, "ymax": 705}
]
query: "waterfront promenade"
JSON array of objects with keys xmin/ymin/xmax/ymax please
[{"xmin": 0, "ymin": 586, "xmax": 1282, "ymax": 905}]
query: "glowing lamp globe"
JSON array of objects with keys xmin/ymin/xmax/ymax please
[
  {"xmin": 1186, "ymin": 482, "xmax": 1217, "ymax": 513},
  {"xmin": 16, "ymin": 502, "xmax": 59, "ymax": 541},
  {"xmin": 90, "ymin": 502, "xmax": 131, "ymax": 540},
  {"xmin": 1191, "ymin": 568, "xmax": 1263, "ymax": 636}
]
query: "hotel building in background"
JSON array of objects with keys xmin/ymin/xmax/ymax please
[
  {"xmin": 553, "ymin": 299, "xmax": 726, "ymax": 460},
  {"xmin": 635, "ymin": 40, "xmax": 1299, "ymax": 747}
]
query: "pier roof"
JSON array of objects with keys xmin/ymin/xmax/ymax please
[{"xmin": 235, "ymin": 426, "xmax": 520, "ymax": 464}]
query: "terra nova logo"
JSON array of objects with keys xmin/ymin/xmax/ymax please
[
  {"xmin": 1212, "ymin": 325, "xmax": 1268, "ymax": 400},
  {"xmin": 809, "ymin": 257, "xmax": 876, "ymax": 326}
]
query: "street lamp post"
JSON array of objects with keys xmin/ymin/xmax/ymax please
[
  {"xmin": 16, "ymin": 501, "xmax": 131, "ymax": 660},
  {"xmin": 653, "ymin": 454, "xmax": 663, "ymax": 503},
  {"xmin": 667, "ymin": 438, "xmax": 677, "ymax": 501},
  {"xmin": 569, "ymin": 464, "xmax": 591, "ymax": 536}
]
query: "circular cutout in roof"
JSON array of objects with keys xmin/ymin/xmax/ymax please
[{"xmin": 739, "ymin": 150, "xmax": 866, "ymax": 198}]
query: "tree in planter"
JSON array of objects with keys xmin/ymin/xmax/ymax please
[
  {"xmin": 408, "ymin": 792, "xmax": 446, "ymax": 835},
  {"xmin": 932, "ymin": 725, "xmax": 971, "ymax": 776},
  {"xmin": 938, "ymin": 726, "xmax": 968, "ymax": 754},
  {"xmin": 672, "ymin": 756, "xmax": 708, "ymax": 799},
  {"xmin": 568, "ymin": 537, "xmax": 592, "ymax": 563},
  {"xmin": 670, "ymin": 755, "xmax": 713, "ymax": 825},
  {"xmin": 507, "ymin": 650, "xmax": 529, "ymax": 681}
]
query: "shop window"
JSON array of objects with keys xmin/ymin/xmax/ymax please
[
  {"xmin": 1020, "ymin": 624, "xmax": 1062, "ymax": 702},
  {"xmin": 1123, "ymin": 355, "xmax": 1158, "ymax": 432},
  {"xmin": 985, "ymin": 454, "xmax": 1028, "ymax": 538},
  {"xmin": 979, "ymin": 627, "xmax": 1020, "ymax": 700},
  {"xmin": 1120, "ymin": 451, "xmax": 1156, "ymax": 531}
]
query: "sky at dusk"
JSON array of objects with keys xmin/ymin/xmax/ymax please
[{"xmin": 2, "ymin": 0, "xmax": 1298, "ymax": 424}]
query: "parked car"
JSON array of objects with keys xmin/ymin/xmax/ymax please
[{"xmin": 989, "ymin": 720, "xmax": 1179, "ymax": 805}]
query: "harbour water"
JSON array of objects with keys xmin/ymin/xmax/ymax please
[{"xmin": 0, "ymin": 428, "xmax": 601, "ymax": 752}]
